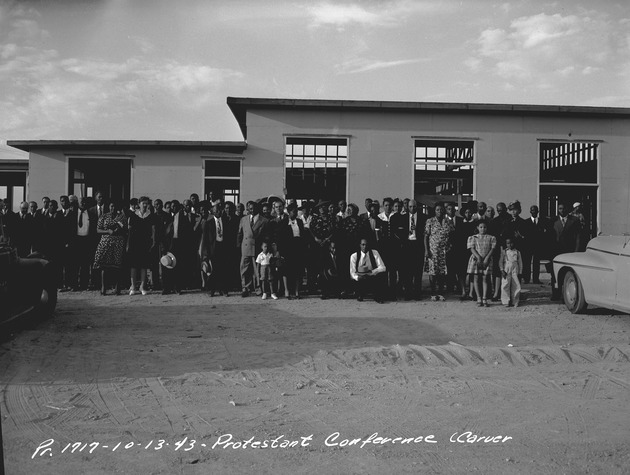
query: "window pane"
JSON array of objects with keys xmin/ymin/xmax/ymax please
[
  {"xmin": 12, "ymin": 186, "xmax": 24, "ymax": 212},
  {"xmin": 304, "ymin": 144, "xmax": 315, "ymax": 156}
]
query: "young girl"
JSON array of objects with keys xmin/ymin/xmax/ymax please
[
  {"xmin": 467, "ymin": 221, "xmax": 497, "ymax": 307},
  {"xmin": 256, "ymin": 241, "xmax": 277, "ymax": 300},
  {"xmin": 499, "ymin": 237, "xmax": 523, "ymax": 307}
]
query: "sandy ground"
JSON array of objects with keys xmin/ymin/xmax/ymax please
[{"xmin": 1, "ymin": 278, "xmax": 630, "ymax": 474}]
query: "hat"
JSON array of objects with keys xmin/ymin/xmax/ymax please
[
  {"xmin": 160, "ymin": 252, "xmax": 177, "ymax": 269},
  {"xmin": 267, "ymin": 195, "xmax": 284, "ymax": 206},
  {"xmin": 573, "ymin": 201, "xmax": 581, "ymax": 209},
  {"xmin": 201, "ymin": 259, "xmax": 213, "ymax": 276}
]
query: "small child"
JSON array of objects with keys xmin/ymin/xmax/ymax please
[
  {"xmin": 256, "ymin": 241, "xmax": 277, "ymax": 300},
  {"xmin": 499, "ymin": 237, "xmax": 523, "ymax": 307},
  {"xmin": 467, "ymin": 221, "xmax": 497, "ymax": 307}
]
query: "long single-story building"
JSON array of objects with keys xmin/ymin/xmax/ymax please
[{"xmin": 7, "ymin": 97, "xmax": 630, "ymax": 235}]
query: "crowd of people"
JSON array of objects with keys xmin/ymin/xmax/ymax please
[{"xmin": 0, "ymin": 192, "xmax": 590, "ymax": 305}]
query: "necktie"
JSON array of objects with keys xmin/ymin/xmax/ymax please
[
  {"xmin": 217, "ymin": 218, "xmax": 222, "ymax": 238},
  {"xmin": 98, "ymin": 206, "xmax": 103, "ymax": 217},
  {"xmin": 410, "ymin": 214, "xmax": 415, "ymax": 235},
  {"xmin": 79, "ymin": 211, "xmax": 83, "ymax": 227}
]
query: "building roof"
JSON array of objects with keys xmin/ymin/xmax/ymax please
[
  {"xmin": 227, "ymin": 96, "xmax": 630, "ymax": 139},
  {"xmin": 7, "ymin": 140, "xmax": 247, "ymax": 153}
]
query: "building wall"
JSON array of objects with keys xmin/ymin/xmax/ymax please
[
  {"xmin": 28, "ymin": 150, "xmax": 67, "ymax": 202},
  {"xmin": 244, "ymin": 108, "xmax": 630, "ymax": 234},
  {"xmin": 27, "ymin": 147, "xmax": 245, "ymax": 205}
]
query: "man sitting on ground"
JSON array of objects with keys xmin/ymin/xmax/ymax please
[{"xmin": 350, "ymin": 238, "xmax": 387, "ymax": 303}]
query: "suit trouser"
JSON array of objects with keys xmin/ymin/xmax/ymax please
[
  {"xmin": 402, "ymin": 240, "xmax": 424, "ymax": 297},
  {"xmin": 354, "ymin": 273, "xmax": 387, "ymax": 300},
  {"xmin": 501, "ymin": 270, "xmax": 521, "ymax": 305},
  {"xmin": 208, "ymin": 242, "xmax": 229, "ymax": 292},
  {"xmin": 69, "ymin": 236, "xmax": 93, "ymax": 289},
  {"xmin": 240, "ymin": 255, "xmax": 258, "ymax": 292},
  {"xmin": 522, "ymin": 249, "xmax": 541, "ymax": 283}
]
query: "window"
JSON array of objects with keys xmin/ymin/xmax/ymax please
[
  {"xmin": 539, "ymin": 141, "xmax": 599, "ymax": 236},
  {"xmin": 285, "ymin": 137, "xmax": 348, "ymax": 201},
  {"xmin": 414, "ymin": 140, "xmax": 474, "ymax": 210},
  {"xmin": 68, "ymin": 158, "xmax": 131, "ymax": 202},
  {"xmin": 204, "ymin": 159, "xmax": 241, "ymax": 204},
  {"xmin": 0, "ymin": 171, "xmax": 27, "ymax": 212}
]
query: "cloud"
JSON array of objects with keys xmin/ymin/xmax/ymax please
[
  {"xmin": 469, "ymin": 11, "xmax": 629, "ymax": 82},
  {"xmin": 306, "ymin": 0, "xmax": 454, "ymax": 29},
  {"xmin": 336, "ymin": 57, "xmax": 427, "ymax": 74}
]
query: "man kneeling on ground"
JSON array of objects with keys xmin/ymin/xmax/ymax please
[{"xmin": 350, "ymin": 238, "xmax": 387, "ymax": 303}]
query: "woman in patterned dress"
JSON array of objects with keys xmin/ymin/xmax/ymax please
[
  {"xmin": 424, "ymin": 203, "xmax": 455, "ymax": 301},
  {"xmin": 467, "ymin": 221, "xmax": 497, "ymax": 307},
  {"xmin": 93, "ymin": 201, "xmax": 127, "ymax": 295}
]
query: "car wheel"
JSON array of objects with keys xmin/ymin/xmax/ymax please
[{"xmin": 563, "ymin": 270, "xmax": 587, "ymax": 314}]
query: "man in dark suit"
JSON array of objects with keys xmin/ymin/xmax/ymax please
[
  {"xmin": 397, "ymin": 199, "xmax": 427, "ymax": 300},
  {"xmin": 445, "ymin": 202, "xmax": 464, "ymax": 294},
  {"xmin": 182, "ymin": 199, "xmax": 201, "ymax": 289},
  {"xmin": 90, "ymin": 192, "xmax": 106, "ymax": 221},
  {"xmin": 150, "ymin": 198, "xmax": 171, "ymax": 291},
  {"xmin": 0, "ymin": 199, "xmax": 13, "ymax": 247},
  {"xmin": 358, "ymin": 198, "xmax": 373, "ymax": 221},
  {"xmin": 28, "ymin": 200, "xmax": 46, "ymax": 254},
  {"xmin": 523, "ymin": 205, "xmax": 552, "ymax": 284},
  {"xmin": 13, "ymin": 201, "xmax": 32, "ymax": 257},
  {"xmin": 162, "ymin": 200, "xmax": 194, "ymax": 294},
  {"xmin": 199, "ymin": 202, "xmax": 230, "ymax": 296},
  {"xmin": 222, "ymin": 201, "xmax": 241, "ymax": 292},
  {"xmin": 237, "ymin": 201, "xmax": 269, "ymax": 297},
  {"xmin": 319, "ymin": 240, "xmax": 341, "ymax": 299},
  {"xmin": 69, "ymin": 197, "xmax": 98, "ymax": 290},
  {"xmin": 549, "ymin": 203, "xmax": 580, "ymax": 299},
  {"xmin": 377, "ymin": 197, "xmax": 398, "ymax": 299}
]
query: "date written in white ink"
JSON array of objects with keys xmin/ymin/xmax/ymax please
[{"xmin": 32, "ymin": 438, "xmax": 198, "ymax": 458}]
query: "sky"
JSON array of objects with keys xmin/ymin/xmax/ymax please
[{"xmin": 1, "ymin": 0, "xmax": 629, "ymax": 159}]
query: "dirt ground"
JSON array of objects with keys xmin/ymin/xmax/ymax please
[{"xmin": 1, "ymin": 277, "xmax": 629, "ymax": 474}]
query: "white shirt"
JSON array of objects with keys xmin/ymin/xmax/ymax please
[
  {"xmin": 173, "ymin": 212, "xmax": 180, "ymax": 239},
  {"xmin": 256, "ymin": 251, "xmax": 272, "ymax": 266},
  {"xmin": 214, "ymin": 216, "xmax": 223, "ymax": 242},
  {"xmin": 77, "ymin": 209, "xmax": 90, "ymax": 236},
  {"xmin": 408, "ymin": 212, "xmax": 418, "ymax": 240},
  {"xmin": 289, "ymin": 219, "xmax": 300, "ymax": 237},
  {"xmin": 300, "ymin": 214, "xmax": 312, "ymax": 229},
  {"xmin": 349, "ymin": 249, "xmax": 386, "ymax": 281}
]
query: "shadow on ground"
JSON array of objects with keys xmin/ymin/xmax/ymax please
[{"xmin": 0, "ymin": 302, "xmax": 450, "ymax": 384}]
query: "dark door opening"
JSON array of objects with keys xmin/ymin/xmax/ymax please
[{"xmin": 68, "ymin": 158, "xmax": 131, "ymax": 203}]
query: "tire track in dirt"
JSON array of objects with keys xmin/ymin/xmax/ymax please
[
  {"xmin": 4, "ymin": 383, "xmax": 51, "ymax": 444},
  {"xmin": 289, "ymin": 353, "xmax": 457, "ymax": 474},
  {"xmin": 143, "ymin": 376, "xmax": 207, "ymax": 437},
  {"xmin": 47, "ymin": 382, "xmax": 97, "ymax": 432}
]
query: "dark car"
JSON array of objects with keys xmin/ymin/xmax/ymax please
[{"xmin": 0, "ymin": 246, "xmax": 58, "ymax": 328}]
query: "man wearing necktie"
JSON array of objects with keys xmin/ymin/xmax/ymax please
[
  {"xmin": 400, "ymin": 199, "xmax": 427, "ymax": 300},
  {"xmin": 70, "ymin": 197, "xmax": 98, "ymax": 291},
  {"xmin": 523, "ymin": 205, "xmax": 551, "ymax": 284},
  {"xmin": 550, "ymin": 203, "xmax": 580, "ymax": 299},
  {"xmin": 14, "ymin": 201, "xmax": 32, "ymax": 257},
  {"xmin": 349, "ymin": 238, "xmax": 387, "ymax": 303},
  {"xmin": 200, "ymin": 202, "xmax": 229, "ymax": 296}
]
